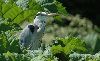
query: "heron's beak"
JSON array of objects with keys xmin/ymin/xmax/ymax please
[{"xmin": 47, "ymin": 13, "xmax": 59, "ymax": 16}]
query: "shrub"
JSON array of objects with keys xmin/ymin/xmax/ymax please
[{"xmin": 51, "ymin": 37, "xmax": 87, "ymax": 61}]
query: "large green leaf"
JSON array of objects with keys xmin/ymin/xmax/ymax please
[
  {"xmin": 0, "ymin": 0, "xmax": 3, "ymax": 16},
  {"xmin": 2, "ymin": 3, "xmax": 13, "ymax": 14},
  {"xmin": 3, "ymin": 4, "xmax": 23, "ymax": 20}
]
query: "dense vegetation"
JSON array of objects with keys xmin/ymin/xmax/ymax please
[{"xmin": 0, "ymin": 0, "xmax": 100, "ymax": 61}]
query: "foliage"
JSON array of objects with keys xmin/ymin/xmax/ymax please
[
  {"xmin": 30, "ymin": 46, "xmax": 58, "ymax": 61},
  {"xmin": 48, "ymin": 15, "xmax": 100, "ymax": 54},
  {"xmin": 55, "ymin": 1, "xmax": 67, "ymax": 15},
  {"xmin": 0, "ymin": 0, "xmax": 43, "ymax": 24},
  {"xmin": 0, "ymin": 0, "xmax": 67, "ymax": 24},
  {"xmin": 0, "ymin": 51, "xmax": 31, "ymax": 61},
  {"xmin": 33, "ymin": 0, "xmax": 67, "ymax": 15},
  {"xmin": 0, "ymin": 0, "xmax": 100, "ymax": 61},
  {"xmin": 0, "ymin": 18, "xmax": 21, "ymax": 33},
  {"xmin": 69, "ymin": 52, "xmax": 100, "ymax": 61},
  {"xmin": 0, "ymin": 30, "xmax": 21, "ymax": 53},
  {"xmin": 16, "ymin": 0, "xmax": 29, "ymax": 10},
  {"xmin": 0, "ymin": 0, "xmax": 69, "ymax": 60},
  {"xmin": 0, "ymin": 18, "xmax": 21, "ymax": 53},
  {"xmin": 35, "ymin": 0, "xmax": 57, "ymax": 13},
  {"xmin": 0, "ymin": 46, "xmax": 58, "ymax": 61},
  {"xmin": 66, "ymin": 15, "xmax": 100, "ymax": 53},
  {"xmin": 51, "ymin": 37, "xmax": 87, "ymax": 61},
  {"xmin": 35, "ymin": 0, "xmax": 67, "ymax": 14}
]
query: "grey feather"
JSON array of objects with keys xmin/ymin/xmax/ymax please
[{"xmin": 19, "ymin": 12, "xmax": 56, "ymax": 50}]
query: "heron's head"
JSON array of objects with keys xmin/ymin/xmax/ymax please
[
  {"xmin": 34, "ymin": 12, "xmax": 58, "ymax": 26},
  {"xmin": 35, "ymin": 12, "xmax": 58, "ymax": 21}
]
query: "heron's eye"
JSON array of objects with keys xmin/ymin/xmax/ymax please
[
  {"xmin": 43, "ymin": 21, "xmax": 45, "ymax": 23},
  {"xmin": 35, "ymin": 25, "xmax": 39, "ymax": 29},
  {"xmin": 37, "ymin": 26, "xmax": 39, "ymax": 29}
]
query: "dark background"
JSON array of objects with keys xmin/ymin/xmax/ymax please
[{"xmin": 58, "ymin": 0, "xmax": 100, "ymax": 27}]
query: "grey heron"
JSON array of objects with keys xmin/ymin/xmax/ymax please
[{"xmin": 19, "ymin": 12, "xmax": 58, "ymax": 50}]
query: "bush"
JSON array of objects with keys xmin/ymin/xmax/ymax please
[
  {"xmin": 69, "ymin": 52, "xmax": 100, "ymax": 61},
  {"xmin": 51, "ymin": 37, "xmax": 87, "ymax": 61}
]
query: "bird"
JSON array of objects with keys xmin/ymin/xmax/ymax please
[{"xmin": 19, "ymin": 12, "xmax": 58, "ymax": 50}]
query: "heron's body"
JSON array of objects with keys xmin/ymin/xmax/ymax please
[
  {"xmin": 19, "ymin": 24, "xmax": 35, "ymax": 49},
  {"xmin": 19, "ymin": 22, "xmax": 45, "ymax": 50},
  {"xmin": 19, "ymin": 12, "xmax": 57, "ymax": 50}
]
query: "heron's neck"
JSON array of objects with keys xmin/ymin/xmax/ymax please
[{"xmin": 34, "ymin": 16, "xmax": 46, "ymax": 27}]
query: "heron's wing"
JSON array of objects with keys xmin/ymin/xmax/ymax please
[{"xmin": 19, "ymin": 26, "xmax": 33, "ymax": 49}]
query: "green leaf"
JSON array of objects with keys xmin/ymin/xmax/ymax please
[
  {"xmin": 52, "ymin": 37, "xmax": 87, "ymax": 55},
  {"xmin": 2, "ymin": 2, "xmax": 13, "ymax": 14},
  {"xmin": 3, "ymin": 4, "xmax": 23, "ymax": 20}
]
